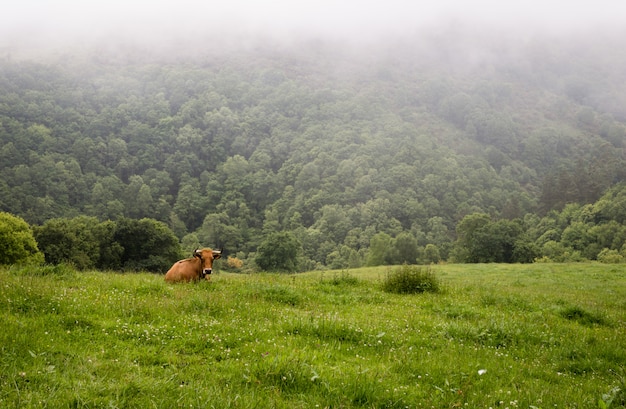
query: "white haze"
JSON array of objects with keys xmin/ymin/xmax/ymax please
[{"xmin": 2, "ymin": 0, "xmax": 626, "ymax": 53}]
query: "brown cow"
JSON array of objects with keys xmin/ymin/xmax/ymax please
[{"xmin": 165, "ymin": 248, "xmax": 222, "ymax": 283}]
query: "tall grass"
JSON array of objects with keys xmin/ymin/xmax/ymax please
[
  {"xmin": 1, "ymin": 263, "xmax": 625, "ymax": 408},
  {"xmin": 382, "ymin": 264, "xmax": 440, "ymax": 294}
]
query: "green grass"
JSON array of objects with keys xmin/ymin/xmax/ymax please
[
  {"xmin": 382, "ymin": 265, "xmax": 440, "ymax": 294},
  {"xmin": 1, "ymin": 263, "xmax": 625, "ymax": 408}
]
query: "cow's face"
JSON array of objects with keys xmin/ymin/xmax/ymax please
[{"xmin": 194, "ymin": 248, "xmax": 222, "ymax": 278}]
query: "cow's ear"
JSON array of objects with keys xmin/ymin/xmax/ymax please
[
  {"xmin": 193, "ymin": 249, "xmax": 202, "ymax": 258},
  {"xmin": 213, "ymin": 251, "xmax": 222, "ymax": 260}
]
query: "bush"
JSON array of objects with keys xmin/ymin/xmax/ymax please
[
  {"xmin": 0, "ymin": 212, "xmax": 44, "ymax": 265},
  {"xmin": 597, "ymin": 248, "xmax": 624, "ymax": 264},
  {"xmin": 382, "ymin": 264, "xmax": 440, "ymax": 294},
  {"xmin": 534, "ymin": 256, "xmax": 552, "ymax": 263},
  {"xmin": 226, "ymin": 256, "xmax": 244, "ymax": 270}
]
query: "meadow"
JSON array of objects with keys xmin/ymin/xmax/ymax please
[{"xmin": 1, "ymin": 263, "xmax": 625, "ymax": 408}]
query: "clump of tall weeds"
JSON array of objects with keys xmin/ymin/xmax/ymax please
[{"xmin": 381, "ymin": 264, "xmax": 440, "ymax": 294}]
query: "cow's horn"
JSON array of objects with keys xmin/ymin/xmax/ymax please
[{"xmin": 194, "ymin": 248, "xmax": 202, "ymax": 257}]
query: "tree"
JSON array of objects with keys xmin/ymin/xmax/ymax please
[
  {"xmin": 473, "ymin": 220, "xmax": 523, "ymax": 263},
  {"xmin": 113, "ymin": 218, "xmax": 182, "ymax": 272},
  {"xmin": 255, "ymin": 231, "xmax": 301, "ymax": 272},
  {"xmin": 197, "ymin": 212, "xmax": 242, "ymax": 253},
  {"xmin": 454, "ymin": 214, "xmax": 527, "ymax": 263},
  {"xmin": 593, "ymin": 183, "xmax": 626, "ymax": 224},
  {"xmin": 34, "ymin": 216, "xmax": 125, "ymax": 270},
  {"xmin": 423, "ymin": 244, "xmax": 441, "ymax": 264},
  {"xmin": 172, "ymin": 181, "xmax": 207, "ymax": 231},
  {"xmin": 561, "ymin": 221, "xmax": 596, "ymax": 259},
  {"xmin": 34, "ymin": 216, "xmax": 103, "ymax": 270},
  {"xmin": 511, "ymin": 237, "xmax": 541, "ymax": 263},
  {"xmin": 588, "ymin": 221, "xmax": 626, "ymax": 253},
  {"xmin": 94, "ymin": 220, "xmax": 124, "ymax": 271},
  {"xmin": 0, "ymin": 212, "xmax": 44, "ymax": 265},
  {"xmin": 124, "ymin": 175, "xmax": 154, "ymax": 219},
  {"xmin": 4, "ymin": 43, "xmax": 626, "ymax": 271},
  {"xmin": 393, "ymin": 232, "xmax": 419, "ymax": 264},
  {"xmin": 311, "ymin": 204, "xmax": 351, "ymax": 245},
  {"xmin": 366, "ymin": 232, "xmax": 393, "ymax": 266},
  {"xmin": 453, "ymin": 213, "xmax": 491, "ymax": 262},
  {"xmin": 325, "ymin": 245, "xmax": 363, "ymax": 269}
]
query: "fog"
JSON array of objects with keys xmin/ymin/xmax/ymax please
[{"xmin": 3, "ymin": 0, "xmax": 626, "ymax": 54}]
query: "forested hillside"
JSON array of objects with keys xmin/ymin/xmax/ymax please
[{"xmin": 2, "ymin": 29, "xmax": 626, "ymax": 269}]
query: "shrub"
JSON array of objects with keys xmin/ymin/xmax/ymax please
[
  {"xmin": 0, "ymin": 212, "xmax": 44, "ymax": 265},
  {"xmin": 381, "ymin": 264, "xmax": 440, "ymax": 294},
  {"xmin": 226, "ymin": 256, "xmax": 244, "ymax": 270},
  {"xmin": 597, "ymin": 248, "xmax": 624, "ymax": 264}
]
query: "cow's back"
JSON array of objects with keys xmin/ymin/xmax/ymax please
[{"xmin": 164, "ymin": 258, "xmax": 199, "ymax": 283}]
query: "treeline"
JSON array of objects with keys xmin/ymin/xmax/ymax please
[
  {"xmin": 320, "ymin": 184, "xmax": 626, "ymax": 267},
  {"xmin": 1, "ymin": 32, "xmax": 626, "ymax": 269},
  {"xmin": 0, "ymin": 213, "xmax": 182, "ymax": 272},
  {"xmin": 454, "ymin": 183, "xmax": 626, "ymax": 264},
  {"xmin": 2, "ymin": 184, "xmax": 626, "ymax": 273}
]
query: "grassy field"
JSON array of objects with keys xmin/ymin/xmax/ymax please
[{"xmin": 1, "ymin": 263, "xmax": 625, "ymax": 408}]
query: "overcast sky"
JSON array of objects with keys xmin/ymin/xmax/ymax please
[{"xmin": 2, "ymin": 0, "xmax": 625, "ymax": 50}]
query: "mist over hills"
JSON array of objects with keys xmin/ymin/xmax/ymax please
[{"xmin": 1, "ymin": 23, "xmax": 625, "ymax": 267}]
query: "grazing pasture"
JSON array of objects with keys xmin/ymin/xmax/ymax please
[{"xmin": 1, "ymin": 263, "xmax": 625, "ymax": 408}]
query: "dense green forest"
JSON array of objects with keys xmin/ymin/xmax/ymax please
[{"xmin": 2, "ymin": 29, "xmax": 626, "ymax": 270}]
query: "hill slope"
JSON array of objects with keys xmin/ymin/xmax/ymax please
[{"xmin": 1, "ymin": 28, "xmax": 625, "ymax": 264}]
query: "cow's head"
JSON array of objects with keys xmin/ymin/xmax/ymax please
[{"xmin": 193, "ymin": 248, "xmax": 222, "ymax": 279}]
